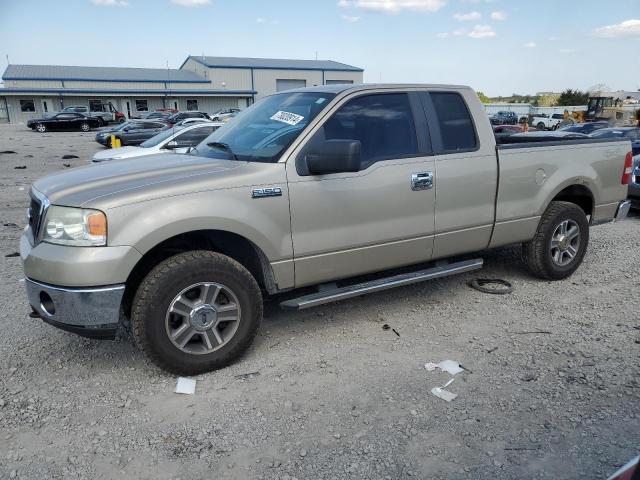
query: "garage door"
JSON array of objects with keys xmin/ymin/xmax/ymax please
[{"xmin": 276, "ymin": 79, "xmax": 307, "ymax": 92}]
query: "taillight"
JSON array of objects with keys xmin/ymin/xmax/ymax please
[{"xmin": 621, "ymin": 151, "xmax": 633, "ymax": 184}]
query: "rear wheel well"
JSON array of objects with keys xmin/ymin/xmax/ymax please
[
  {"xmin": 550, "ymin": 185, "xmax": 594, "ymax": 218},
  {"xmin": 122, "ymin": 230, "xmax": 275, "ymax": 319}
]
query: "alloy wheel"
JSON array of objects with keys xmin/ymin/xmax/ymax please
[
  {"xmin": 550, "ymin": 219, "xmax": 580, "ymax": 266},
  {"xmin": 165, "ymin": 282, "xmax": 241, "ymax": 355}
]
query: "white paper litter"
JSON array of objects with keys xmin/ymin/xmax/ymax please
[
  {"xmin": 175, "ymin": 377, "xmax": 196, "ymax": 395},
  {"xmin": 424, "ymin": 360, "xmax": 465, "ymax": 375},
  {"xmin": 437, "ymin": 360, "xmax": 464, "ymax": 375}
]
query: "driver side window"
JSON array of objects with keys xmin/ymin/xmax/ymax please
[{"xmin": 299, "ymin": 93, "xmax": 419, "ymax": 173}]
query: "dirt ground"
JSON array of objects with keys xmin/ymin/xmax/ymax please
[{"xmin": 0, "ymin": 123, "xmax": 638, "ymax": 480}]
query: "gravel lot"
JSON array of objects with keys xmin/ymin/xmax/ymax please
[{"xmin": 0, "ymin": 123, "xmax": 638, "ymax": 480}]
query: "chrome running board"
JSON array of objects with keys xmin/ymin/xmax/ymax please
[{"xmin": 280, "ymin": 258, "xmax": 483, "ymax": 310}]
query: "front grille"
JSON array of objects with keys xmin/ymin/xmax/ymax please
[{"xmin": 28, "ymin": 195, "xmax": 42, "ymax": 237}]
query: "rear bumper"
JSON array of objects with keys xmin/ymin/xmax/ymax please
[{"xmin": 25, "ymin": 278, "xmax": 124, "ymax": 337}]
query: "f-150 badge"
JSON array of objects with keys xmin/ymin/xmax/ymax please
[{"xmin": 252, "ymin": 187, "xmax": 283, "ymax": 198}]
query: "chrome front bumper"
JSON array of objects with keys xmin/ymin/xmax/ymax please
[
  {"xmin": 25, "ymin": 278, "xmax": 125, "ymax": 335},
  {"xmin": 615, "ymin": 200, "xmax": 631, "ymax": 221}
]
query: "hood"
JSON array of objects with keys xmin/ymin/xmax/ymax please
[
  {"xmin": 92, "ymin": 146, "xmax": 143, "ymax": 161},
  {"xmin": 33, "ymin": 153, "xmax": 249, "ymax": 209}
]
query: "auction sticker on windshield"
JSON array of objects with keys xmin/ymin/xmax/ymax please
[{"xmin": 270, "ymin": 111, "xmax": 304, "ymax": 126}]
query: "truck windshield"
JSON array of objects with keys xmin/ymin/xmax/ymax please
[{"xmin": 192, "ymin": 91, "xmax": 335, "ymax": 162}]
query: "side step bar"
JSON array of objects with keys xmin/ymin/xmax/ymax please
[{"xmin": 280, "ymin": 258, "xmax": 483, "ymax": 310}]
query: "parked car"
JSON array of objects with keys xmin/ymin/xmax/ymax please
[
  {"xmin": 57, "ymin": 103, "xmax": 125, "ymax": 125},
  {"xmin": 108, "ymin": 120, "xmax": 170, "ymax": 146},
  {"xmin": 558, "ymin": 121, "xmax": 610, "ymax": 135},
  {"xmin": 133, "ymin": 111, "xmax": 172, "ymax": 121},
  {"xmin": 493, "ymin": 124, "xmax": 523, "ymax": 135},
  {"xmin": 210, "ymin": 108, "xmax": 241, "ymax": 122},
  {"xmin": 489, "ymin": 111, "xmax": 518, "ymax": 125},
  {"xmin": 532, "ymin": 113, "xmax": 567, "ymax": 131},
  {"xmin": 166, "ymin": 111, "xmax": 211, "ymax": 125},
  {"xmin": 20, "ymin": 84, "xmax": 632, "ymax": 375},
  {"xmin": 173, "ymin": 117, "xmax": 215, "ymax": 127},
  {"xmin": 94, "ymin": 121, "xmax": 136, "ymax": 147},
  {"xmin": 92, "ymin": 122, "xmax": 222, "ymax": 162},
  {"xmin": 589, "ymin": 127, "xmax": 640, "ymax": 156},
  {"xmin": 628, "ymin": 154, "xmax": 640, "ymax": 209},
  {"xmin": 27, "ymin": 112, "xmax": 102, "ymax": 132},
  {"xmin": 493, "ymin": 124, "xmax": 523, "ymax": 140}
]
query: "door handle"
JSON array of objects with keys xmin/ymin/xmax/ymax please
[{"xmin": 411, "ymin": 172, "xmax": 434, "ymax": 191}]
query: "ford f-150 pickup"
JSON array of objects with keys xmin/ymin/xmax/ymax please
[{"xmin": 20, "ymin": 84, "xmax": 633, "ymax": 374}]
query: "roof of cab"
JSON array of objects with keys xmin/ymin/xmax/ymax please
[{"xmin": 277, "ymin": 83, "xmax": 473, "ymax": 96}]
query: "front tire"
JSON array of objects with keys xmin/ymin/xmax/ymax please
[
  {"xmin": 131, "ymin": 251, "xmax": 263, "ymax": 375},
  {"xmin": 522, "ymin": 201, "xmax": 589, "ymax": 280},
  {"xmin": 36, "ymin": 123, "xmax": 47, "ymax": 133},
  {"xmin": 80, "ymin": 122, "xmax": 90, "ymax": 132}
]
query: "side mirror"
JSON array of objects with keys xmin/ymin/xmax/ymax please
[
  {"xmin": 164, "ymin": 140, "xmax": 179, "ymax": 149},
  {"xmin": 305, "ymin": 139, "xmax": 362, "ymax": 175}
]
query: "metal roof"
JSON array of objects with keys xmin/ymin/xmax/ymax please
[
  {"xmin": 2, "ymin": 64, "xmax": 210, "ymax": 83},
  {"xmin": 185, "ymin": 56, "xmax": 364, "ymax": 72}
]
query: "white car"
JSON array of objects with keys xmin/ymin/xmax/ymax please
[
  {"xmin": 532, "ymin": 113, "xmax": 570, "ymax": 131},
  {"xmin": 92, "ymin": 122, "xmax": 221, "ymax": 162}
]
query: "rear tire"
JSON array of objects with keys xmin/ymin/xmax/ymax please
[
  {"xmin": 522, "ymin": 201, "xmax": 589, "ymax": 280},
  {"xmin": 131, "ymin": 250, "xmax": 263, "ymax": 375},
  {"xmin": 80, "ymin": 122, "xmax": 90, "ymax": 132},
  {"xmin": 536, "ymin": 122, "xmax": 546, "ymax": 131}
]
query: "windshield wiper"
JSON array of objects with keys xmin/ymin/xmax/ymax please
[{"xmin": 207, "ymin": 141, "xmax": 238, "ymax": 160}]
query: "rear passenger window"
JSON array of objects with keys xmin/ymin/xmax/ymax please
[
  {"xmin": 429, "ymin": 92, "xmax": 477, "ymax": 152},
  {"xmin": 320, "ymin": 93, "xmax": 418, "ymax": 167}
]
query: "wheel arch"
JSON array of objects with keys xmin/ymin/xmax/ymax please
[
  {"xmin": 122, "ymin": 229, "xmax": 279, "ymax": 319},
  {"xmin": 545, "ymin": 183, "xmax": 595, "ymax": 219}
]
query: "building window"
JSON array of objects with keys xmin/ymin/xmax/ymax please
[
  {"xmin": 186, "ymin": 99, "xmax": 198, "ymax": 111},
  {"xmin": 89, "ymin": 99, "xmax": 104, "ymax": 112},
  {"xmin": 20, "ymin": 99, "xmax": 35, "ymax": 112},
  {"xmin": 325, "ymin": 80, "xmax": 354, "ymax": 85},
  {"xmin": 135, "ymin": 99, "xmax": 148, "ymax": 112}
]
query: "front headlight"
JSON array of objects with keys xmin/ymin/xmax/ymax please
[{"xmin": 41, "ymin": 206, "xmax": 107, "ymax": 246}]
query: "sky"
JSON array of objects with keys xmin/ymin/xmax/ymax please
[{"xmin": 0, "ymin": 0, "xmax": 639, "ymax": 97}]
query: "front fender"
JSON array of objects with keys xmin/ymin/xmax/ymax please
[{"xmin": 105, "ymin": 186, "xmax": 293, "ymax": 263}]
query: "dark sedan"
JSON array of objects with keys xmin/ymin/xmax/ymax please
[
  {"xmin": 27, "ymin": 113, "xmax": 101, "ymax": 133},
  {"xmin": 108, "ymin": 120, "xmax": 170, "ymax": 146},
  {"xmin": 629, "ymin": 154, "xmax": 640, "ymax": 209},
  {"xmin": 166, "ymin": 111, "xmax": 210, "ymax": 125},
  {"xmin": 94, "ymin": 121, "xmax": 133, "ymax": 147},
  {"xmin": 589, "ymin": 127, "xmax": 640, "ymax": 156},
  {"xmin": 558, "ymin": 121, "xmax": 610, "ymax": 135}
]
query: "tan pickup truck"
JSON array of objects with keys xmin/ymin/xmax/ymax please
[{"xmin": 20, "ymin": 84, "xmax": 634, "ymax": 374}]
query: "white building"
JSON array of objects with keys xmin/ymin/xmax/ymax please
[{"xmin": 0, "ymin": 56, "xmax": 364, "ymax": 124}]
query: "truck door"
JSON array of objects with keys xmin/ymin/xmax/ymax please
[
  {"xmin": 418, "ymin": 90, "xmax": 498, "ymax": 258},
  {"xmin": 286, "ymin": 90, "xmax": 436, "ymax": 287}
]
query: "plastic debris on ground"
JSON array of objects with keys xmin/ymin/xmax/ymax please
[
  {"xmin": 430, "ymin": 379, "xmax": 458, "ymax": 402},
  {"xmin": 175, "ymin": 377, "xmax": 196, "ymax": 395},
  {"xmin": 424, "ymin": 359, "xmax": 464, "ymax": 375}
]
